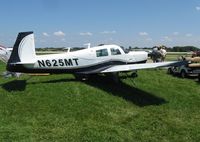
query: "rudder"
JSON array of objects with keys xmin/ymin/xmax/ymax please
[{"xmin": 8, "ymin": 31, "xmax": 36, "ymax": 64}]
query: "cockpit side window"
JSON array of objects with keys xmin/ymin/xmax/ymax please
[
  {"xmin": 111, "ymin": 48, "xmax": 121, "ymax": 55},
  {"xmin": 96, "ymin": 49, "xmax": 108, "ymax": 57}
]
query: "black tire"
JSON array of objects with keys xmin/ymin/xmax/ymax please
[
  {"xmin": 167, "ymin": 68, "xmax": 173, "ymax": 74},
  {"xmin": 74, "ymin": 74, "xmax": 88, "ymax": 81},
  {"xmin": 112, "ymin": 72, "xmax": 120, "ymax": 83},
  {"xmin": 106, "ymin": 72, "xmax": 121, "ymax": 83},
  {"xmin": 198, "ymin": 74, "xmax": 200, "ymax": 82},
  {"xmin": 180, "ymin": 70, "xmax": 187, "ymax": 78}
]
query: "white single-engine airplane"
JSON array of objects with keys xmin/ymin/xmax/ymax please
[{"xmin": 6, "ymin": 32, "xmax": 184, "ymax": 80}]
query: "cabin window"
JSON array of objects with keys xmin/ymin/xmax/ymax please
[
  {"xmin": 111, "ymin": 48, "xmax": 121, "ymax": 55},
  {"xmin": 96, "ymin": 49, "xmax": 108, "ymax": 57}
]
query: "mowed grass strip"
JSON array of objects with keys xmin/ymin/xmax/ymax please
[{"xmin": 0, "ymin": 61, "xmax": 200, "ymax": 142}]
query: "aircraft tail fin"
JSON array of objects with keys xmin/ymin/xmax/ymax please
[{"xmin": 8, "ymin": 32, "xmax": 36, "ymax": 64}]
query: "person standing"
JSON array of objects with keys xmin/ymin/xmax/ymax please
[{"xmin": 160, "ymin": 45, "xmax": 167, "ymax": 62}]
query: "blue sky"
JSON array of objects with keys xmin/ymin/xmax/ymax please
[{"xmin": 1, "ymin": 0, "xmax": 200, "ymax": 48}]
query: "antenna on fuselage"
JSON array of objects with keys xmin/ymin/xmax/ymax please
[
  {"xmin": 67, "ymin": 48, "xmax": 71, "ymax": 52},
  {"xmin": 84, "ymin": 43, "xmax": 91, "ymax": 48},
  {"xmin": 63, "ymin": 47, "xmax": 71, "ymax": 52}
]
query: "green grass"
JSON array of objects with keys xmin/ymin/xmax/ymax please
[
  {"xmin": 165, "ymin": 52, "xmax": 191, "ymax": 61},
  {"xmin": 148, "ymin": 52, "xmax": 190, "ymax": 62},
  {"xmin": 0, "ymin": 61, "xmax": 200, "ymax": 141}
]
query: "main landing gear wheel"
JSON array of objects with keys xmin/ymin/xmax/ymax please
[
  {"xmin": 111, "ymin": 72, "xmax": 120, "ymax": 83},
  {"xmin": 131, "ymin": 72, "xmax": 138, "ymax": 78},
  {"xmin": 74, "ymin": 74, "xmax": 88, "ymax": 81}
]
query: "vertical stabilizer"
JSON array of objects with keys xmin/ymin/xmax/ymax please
[{"xmin": 8, "ymin": 32, "xmax": 36, "ymax": 64}]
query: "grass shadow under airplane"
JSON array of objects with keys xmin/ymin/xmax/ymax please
[
  {"xmin": 85, "ymin": 75, "xmax": 167, "ymax": 107},
  {"xmin": 1, "ymin": 75, "xmax": 167, "ymax": 107},
  {"xmin": 1, "ymin": 80, "xmax": 27, "ymax": 92}
]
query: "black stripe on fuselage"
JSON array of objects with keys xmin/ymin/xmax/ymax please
[{"xmin": 7, "ymin": 60, "xmax": 147, "ymax": 74}]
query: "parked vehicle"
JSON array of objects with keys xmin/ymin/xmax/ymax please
[{"xmin": 168, "ymin": 57, "xmax": 200, "ymax": 81}]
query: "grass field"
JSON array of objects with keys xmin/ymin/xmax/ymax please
[
  {"xmin": 0, "ymin": 61, "xmax": 200, "ymax": 142},
  {"xmin": 165, "ymin": 52, "xmax": 191, "ymax": 61}
]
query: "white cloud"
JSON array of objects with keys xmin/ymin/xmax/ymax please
[
  {"xmin": 146, "ymin": 38, "xmax": 152, "ymax": 41},
  {"xmin": 40, "ymin": 39, "xmax": 46, "ymax": 43},
  {"xmin": 173, "ymin": 32, "xmax": 179, "ymax": 36},
  {"xmin": 79, "ymin": 32, "xmax": 93, "ymax": 36},
  {"xmin": 54, "ymin": 31, "xmax": 65, "ymax": 36},
  {"xmin": 139, "ymin": 32, "xmax": 148, "ymax": 36},
  {"xmin": 185, "ymin": 33, "xmax": 192, "ymax": 37},
  {"xmin": 163, "ymin": 36, "xmax": 173, "ymax": 42},
  {"xmin": 196, "ymin": 6, "xmax": 200, "ymax": 11},
  {"xmin": 43, "ymin": 32, "xmax": 49, "ymax": 37},
  {"xmin": 101, "ymin": 30, "xmax": 116, "ymax": 34},
  {"xmin": 61, "ymin": 38, "xmax": 66, "ymax": 42}
]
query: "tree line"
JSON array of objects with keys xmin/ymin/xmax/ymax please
[
  {"xmin": 36, "ymin": 45, "xmax": 199, "ymax": 52},
  {"xmin": 166, "ymin": 46, "xmax": 199, "ymax": 52},
  {"xmin": 129, "ymin": 46, "xmax": 199, "ymax": 52}
]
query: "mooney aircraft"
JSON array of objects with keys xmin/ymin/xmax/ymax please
[{"xmin": 5, "ymin": 32, "xmax": 184, "ymax": 80}]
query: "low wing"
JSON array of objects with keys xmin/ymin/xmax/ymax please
[{"xmin": 101, "ymin": 61, "xmax": 186, "ymax": 73}]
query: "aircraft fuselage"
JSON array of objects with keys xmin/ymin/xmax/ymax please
[{"xmin": 8, "ymin": 44, "xmax": 148, "ymax": 74}]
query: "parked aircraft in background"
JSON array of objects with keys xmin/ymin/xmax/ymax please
[
  {"xmin": 5, "ymin": 32, "xmax": 183, "ymax": 81},
  {"xmin": 0, "ymin": 45, "xmax": 11, "ymax": 63},
  {"xmin": 0, "ymin": 45, "xmax": 21, "ymax": 77}
]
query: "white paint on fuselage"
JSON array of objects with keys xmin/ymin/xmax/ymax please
[{"xmin": 27, "ymin": 45, "xmax": 147, "ymax": 69}]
